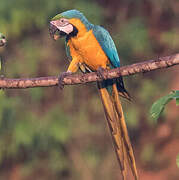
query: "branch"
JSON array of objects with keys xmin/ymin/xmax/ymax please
[{"xmin": 0, "ymin": 53, "xmax": 178, "ymax": 89}]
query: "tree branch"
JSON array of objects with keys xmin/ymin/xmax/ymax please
[{"xmin": 0, "ymin": 53, "xmax": 178, "ymax": 89}]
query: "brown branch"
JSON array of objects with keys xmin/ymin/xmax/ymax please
[{"xmin": 0, "ymin": 53, "xmax": 178, "ymax": 89}]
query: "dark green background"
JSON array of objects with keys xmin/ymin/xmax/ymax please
[{"xmin": 0, "ymin": 0, "xmax": 178, "ymax": 179}]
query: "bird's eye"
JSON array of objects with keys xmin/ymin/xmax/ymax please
[{"xmin": 61, "ymin": 19, "xmax": 64, "ymax": 23}]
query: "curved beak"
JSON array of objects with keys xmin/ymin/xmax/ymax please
[{"xmin": 49, "ymin": 23, "xmax": 60, "ymax": 40}]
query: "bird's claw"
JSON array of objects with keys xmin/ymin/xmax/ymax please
[
  {"xmin": 58, "ymin": 72, "xmax": 72, "ymax": 90},
  {"xmin": 97, "ymin": 67, "xmax": 107, "ymax": 80}
]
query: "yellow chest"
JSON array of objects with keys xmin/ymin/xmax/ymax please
[{"xmin": 67, "ymin": 30, "xmax": 109, "ymax": 71}]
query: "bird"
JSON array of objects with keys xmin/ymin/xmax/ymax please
[
  {"xmin": 0, "ymin": 33, "xmax": 6, "ymax": 47},
  {"xmin": 0, "ymin": 33, "xmax": 6, "ymax": 74},
  {"xmin": 49, "ymin": 9, "xmax": 138, "ymax": 180}
]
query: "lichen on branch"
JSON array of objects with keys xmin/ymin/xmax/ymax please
[{"xmin": 0, "ymin": 53, "xmax": 178, "ymax": 89}]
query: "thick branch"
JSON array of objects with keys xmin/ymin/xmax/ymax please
[{"xmin": 0, "ymin": 53, "xmax": 178, "ymax": 89}]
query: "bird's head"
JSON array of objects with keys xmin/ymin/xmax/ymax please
[
  {"xmin": 0, "ymin": 33, "xmax": 6, "ymax": 47},
  {"xmin": 49, "ymin": 9, "xmax": 91, "ymax": 40}
]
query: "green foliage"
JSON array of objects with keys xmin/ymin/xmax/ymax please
[
  {"xmin": 0, "ymin": 0, "xmax": 178, "ymax": 179},
  {"xmin": 0, "ymin": 57, "xmax": 2, "ymax": 71},
  {"xmin": 0, "ymin": 0, "xmax": 102, "ymax": 37},
  {"xmin": 116, "ymin": 18, "xmax": 152, "ymax": 61},
  {"xmin": 176, "ymin": 97, "xmax": 179, "ymax": 106},
  {"xmin": 140, "ymin": 143, "xmax": 155, "ymax": 164},
  {"xmin": 125, "ymin": 107, "xmax": 139, "ymax": 129},
  {"xmin": 177, "ymin": 154, "xmax": 179, "ymax": 168},
  {"xmin": 150, "ymin": 91, "xmax": 179, "ymax": 121}
]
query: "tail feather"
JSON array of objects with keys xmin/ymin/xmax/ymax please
[
  {"xmin": 97, "ymin": 81, "xmax": 138, "ymax": 180},
  {"xmin": 117, "ymin": 77, "xmax": 131, "ymax": 101},
  {"xmin": 97, "ymin": 82, "xmax": 127, "ymax": 179},
  {"xmin": 112, "ymin": 83, "xmax": 138, "ymax": 180}
]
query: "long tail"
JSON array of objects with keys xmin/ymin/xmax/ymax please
[{"xmin": 97, "ymin": 80, "xmax": 138, "ymax": 180}]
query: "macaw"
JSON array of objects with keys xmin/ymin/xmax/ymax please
[
  {"xmin": 0, "ymin": 33, "xmax": 6, "ymax": 73},
  {"xmin": 49, "ymin": 10, "xmax": 138, "ymax": 180}
]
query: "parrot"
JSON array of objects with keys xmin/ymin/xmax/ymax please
[
  {"xmin": 0, "ymin": 33, "xmax": 6, "ymax": 47},
  {"xmin": 0, "ymin": 33, "xmax": 6, "ymax": 73},
  {"xmin": 49, "ymin": 10, "xmax": 138, "ymax": 180}
]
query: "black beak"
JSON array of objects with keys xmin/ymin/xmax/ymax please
[
  {"xmin": 49, "ymin": 22, "xmax": 67, "ymax": 40},
  {"xmin": 49, "ymin": 23, "xmax": 59, "ymax": 40}
]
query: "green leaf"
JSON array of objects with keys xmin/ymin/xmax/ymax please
[
  {"xmin": 150, "ymin": 91, "xmax": 179, "ymax": 121},
  {"xmin": 173, "ymin": 90, "xmax": 179, "ymax": 106},
  {"xmin": 173, "ymin": 90, "xmax": 179, "ymax": 96},
  {"xmin": 176, "ymin": 98, "xmax": 179, "ymax": 106},
  {"xmin": 150, "ymin": 94, "xmax": 173, "ymax": 121},
  {"xmin": 177, "ymin": 153, "xmax": 179, "ymax": 168}
]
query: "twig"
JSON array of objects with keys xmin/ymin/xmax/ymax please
[{"xmin": 0, "ymin": 53, "xmax": 178, "ymax": 89}]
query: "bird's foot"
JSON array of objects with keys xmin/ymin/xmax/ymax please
[
  {"xmin": 97, "ymin": 67, "xmax": 107, "ymax": 80},
  {"xmin": 58, "ymin": 72, "xmax": 72, "ymax": 90}
]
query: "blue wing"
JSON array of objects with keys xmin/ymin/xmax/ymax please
[
  {"xmin": 65, "ymin": 39, "xmax": 72, "ymax": 60},
  {"xmin": 92, "ymin": 25, "xmax": 120, "ymax": 68}
]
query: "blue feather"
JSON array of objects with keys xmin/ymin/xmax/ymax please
[
  {"xmin": 61, "ymin": 10, "xmax": 120, "ymax": 69},
  {"xmin": 61, "ymin": 10, "xmax": 94, "ymax": 31},
  {"xmin": 65, "ymin": 39, "xmax": 72, "ymax": 60},
  {"xmin": 59, "ymin": 10, "xmax": 126, "ymax": 94},
  {"xmin": 92, "ymin": 25, "xmax": 120, "ymax": 68}
]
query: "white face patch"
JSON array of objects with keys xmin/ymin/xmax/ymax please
[
  {"xmin": 58, "ymin": 24, "xmax": 74, "ymax": 34},
  {"xmin": 51, "ymin": 20, "xmax": 74, "ymax": 34}
]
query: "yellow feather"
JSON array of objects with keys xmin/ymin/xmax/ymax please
[
  {"xmin": 67, "ymin": 18, "xmax": 110, "ymax": 71},
  {"xmin": 66, "ymin": 18, "xmax": 138, "ymax": 180},
  {"xmin": 97, "ymin": 82, "xmax": 138, "ymax": 180}
]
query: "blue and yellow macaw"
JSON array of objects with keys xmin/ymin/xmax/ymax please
[{"xmin": 49, "ymin": 10, "xmax": 138, "ymax": 180}]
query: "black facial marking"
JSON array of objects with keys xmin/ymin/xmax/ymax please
[
  {"xmin": 49, "ymin": 22, "xmax": 67, "ymax": 38},
  {"xmin": 59, "ymin": 30, "xmax": 67, "ymax": 37},
  {"xmin": 49, "ymin": 23, "xmax": 78, "ymax": 40},
  {"xmin": 66, "ymin": 25, "xmax": 78, "ymax": 41},
  {"xmin": 1, "ymin": 36, "xmax": 5, "ymax": 39}
]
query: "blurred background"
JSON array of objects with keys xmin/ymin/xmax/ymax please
[{"xmin": 0, "ymin": 0, "xmax": 178, "ymax": 179}]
